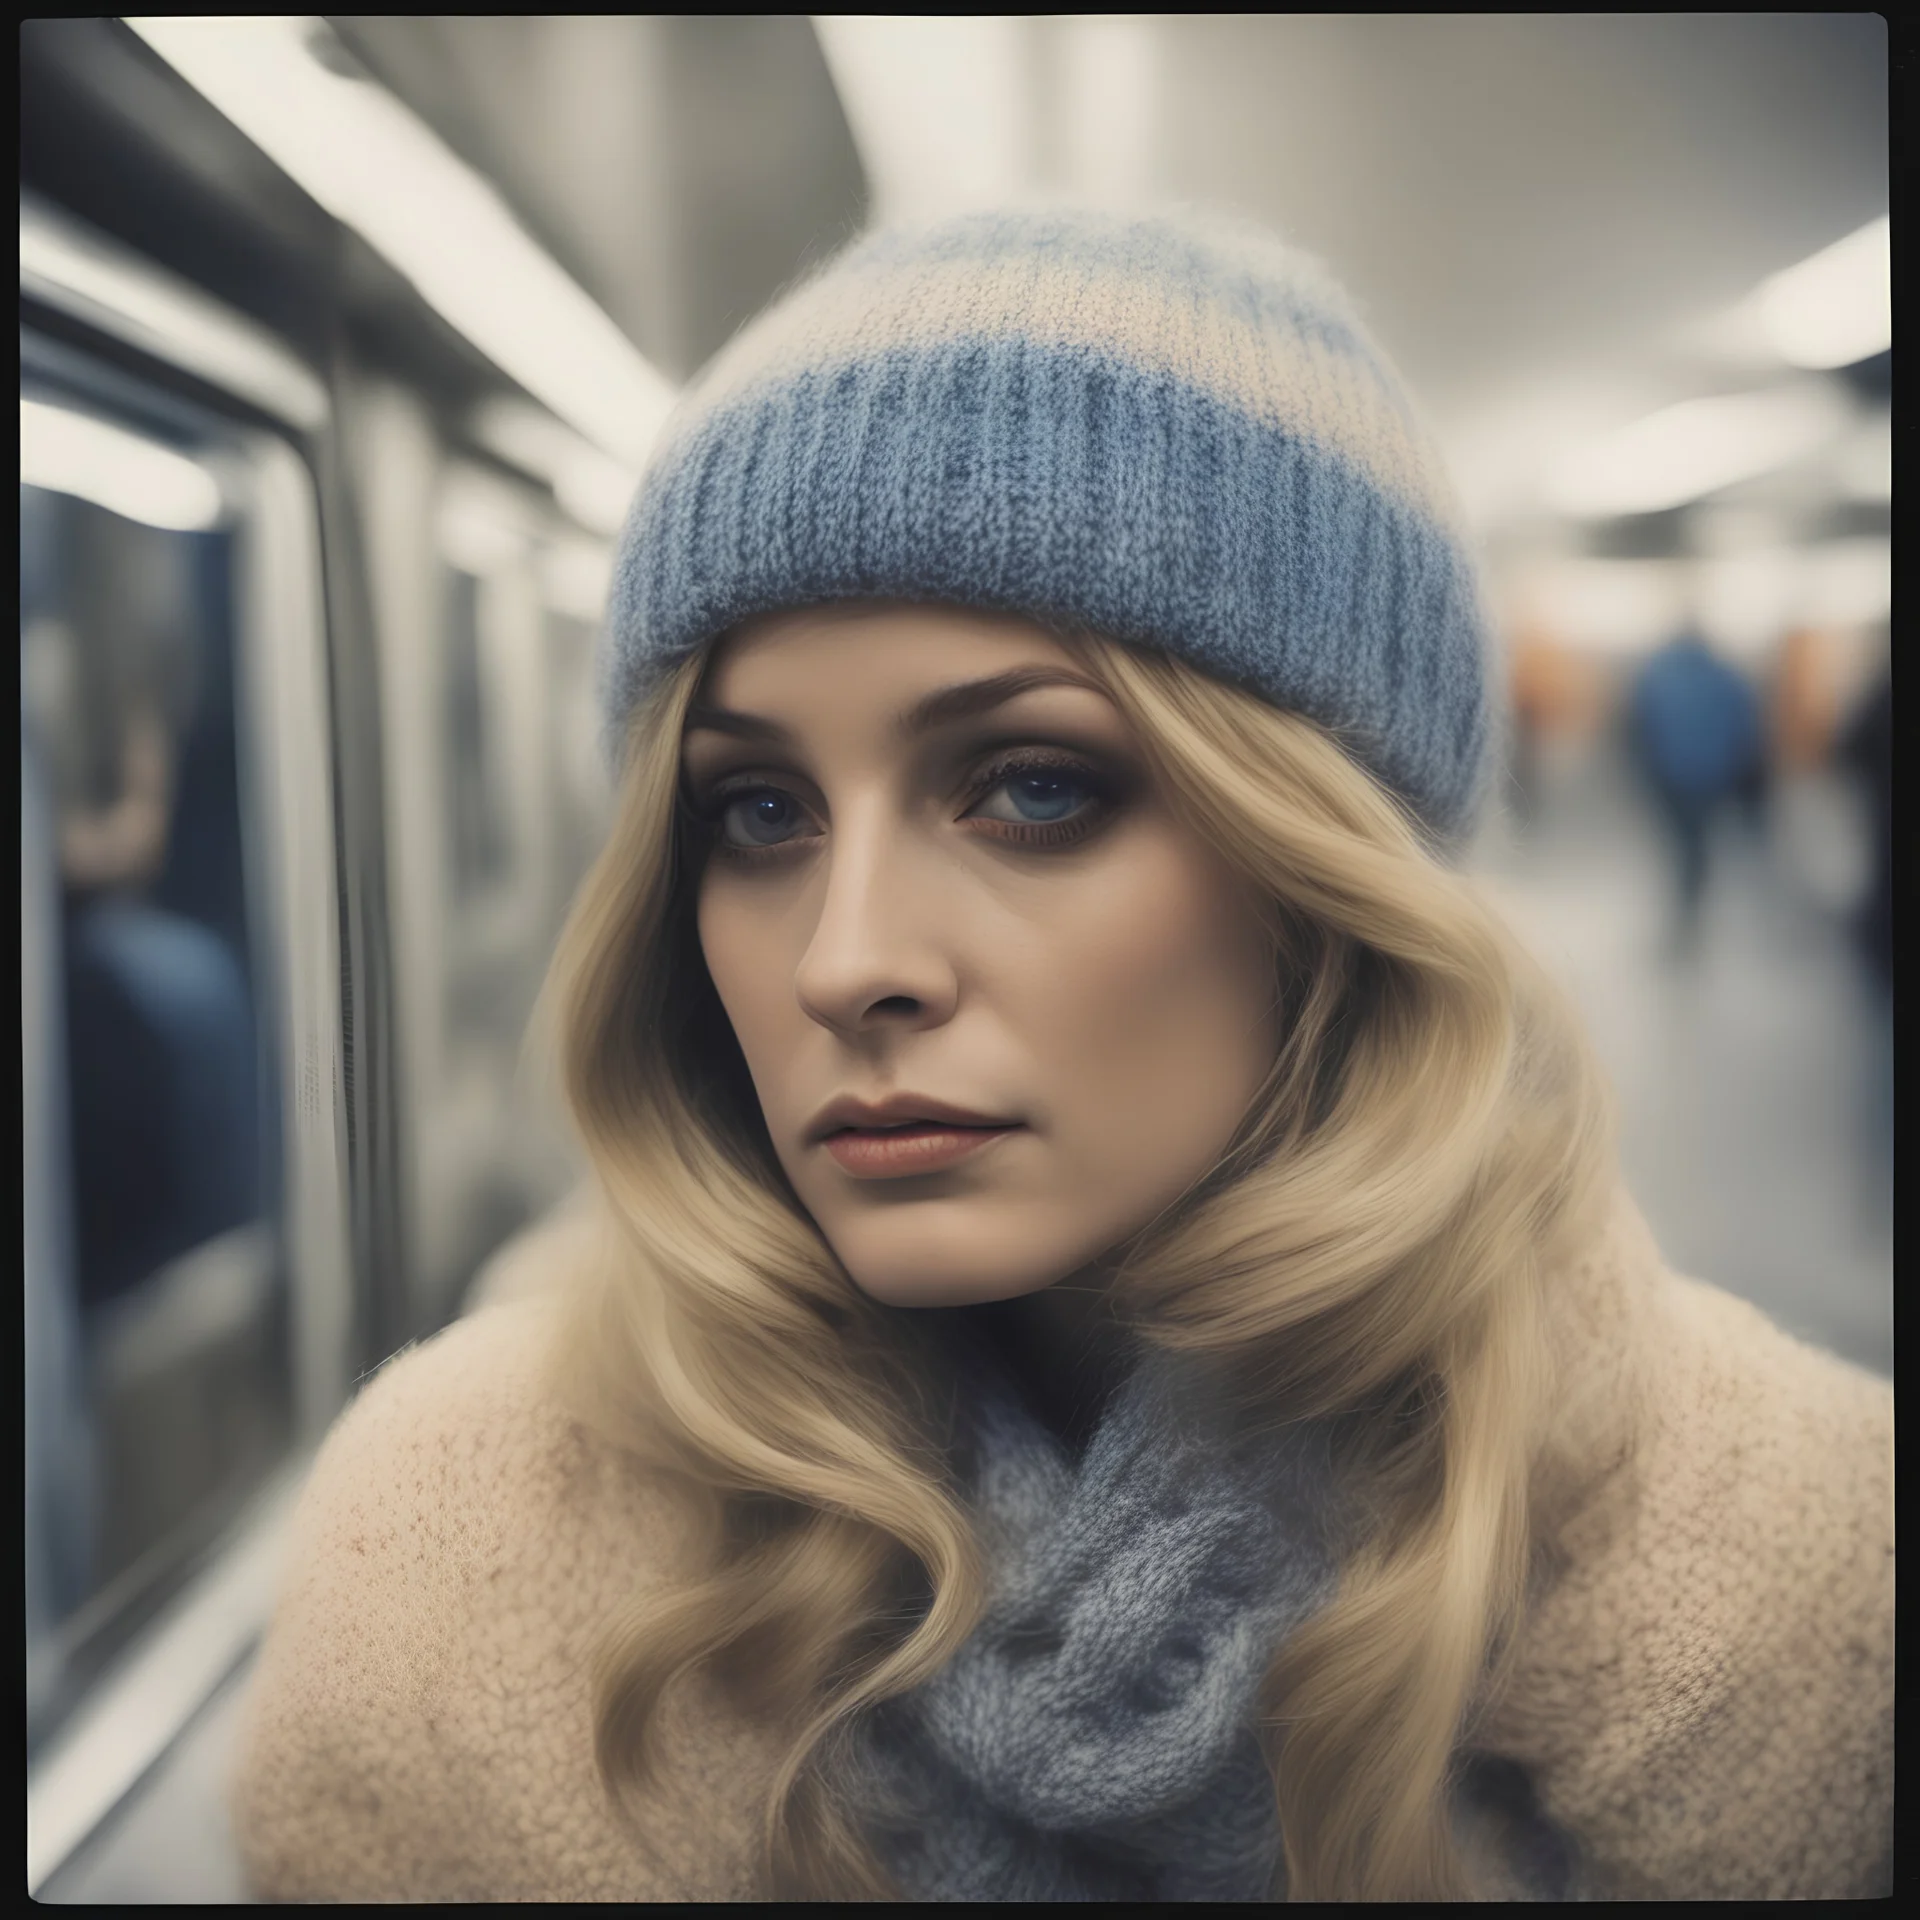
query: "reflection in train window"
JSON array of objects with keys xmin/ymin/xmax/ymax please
[{"xmin": 21, "ymin": 406, "xmax": 289, "ymax": 1747}]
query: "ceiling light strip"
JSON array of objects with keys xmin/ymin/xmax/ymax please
[{"xmin": 120, "ymin": 17, "xmax": 673, "ymax": 472}]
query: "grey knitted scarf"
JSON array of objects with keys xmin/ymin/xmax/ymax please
[{"xmin": 849, "ymin": 1341, "xmax": 1342, "ymax": 1902}]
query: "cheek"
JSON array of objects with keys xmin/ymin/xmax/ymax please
[
  {"xmin": 1021, "ymin": 848, "xmax": 1275, "ymax": 1150},
  {"xmin": 697, "ymin": 887, "xmax": 793, "ymax": 1097}
]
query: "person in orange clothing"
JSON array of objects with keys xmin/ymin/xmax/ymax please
[
  {"xmin": 1770, "ymin": 625, "xmax": 1842, "ymax": 776},
  {"xmin": 1506, "ymin": 624, "xmax": 1603, "ymax": 827}
]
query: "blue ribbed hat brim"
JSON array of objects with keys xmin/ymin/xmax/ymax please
[{"xmin": 606, "ymin": 336, "xmax": 1488, "ymax": 840}]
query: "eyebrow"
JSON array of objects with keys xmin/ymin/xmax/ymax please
[{"xmin": 683, "ymin": 667, "xmax": 1109, "ymax": 746}]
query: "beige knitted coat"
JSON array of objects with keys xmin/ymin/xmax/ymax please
[{"xmin": 230, "ymin": 1190, "xmax": 1893, "ymax": 1900}]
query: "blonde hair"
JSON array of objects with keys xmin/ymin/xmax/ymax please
[{"xmin": 546, "ymin": 624, "xmax": 1614, "ymax": 1899}]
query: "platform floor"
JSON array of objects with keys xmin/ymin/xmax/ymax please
[{"xmin": 1475, "ymin": 742, "xmax": 1891, "ymax": 1378}]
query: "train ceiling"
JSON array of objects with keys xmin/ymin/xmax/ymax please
[{"xmin": 323, "ymin": 14, "xmax": 1884, "ymax": 426}]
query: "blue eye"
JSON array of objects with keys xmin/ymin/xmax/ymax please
[
  {"xmin": 970, "ymin": 764, "xmax": 1101, "ymax": 827},
  {"xmin": 719, "ymin": 788, "xmax": 807, "ymax": 847},
  {"xmin": 1003, "ymin": 772, "xmax": 1085, "ymax": 821}
]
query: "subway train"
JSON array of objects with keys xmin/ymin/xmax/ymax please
[{"xmin": 21, "ymin": 18, "xmax": 867, "ymax": 1897}]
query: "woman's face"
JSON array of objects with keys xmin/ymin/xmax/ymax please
[{"xmin": 685, "ymin": 604, "xmax": 1280, "ymax": 1309}]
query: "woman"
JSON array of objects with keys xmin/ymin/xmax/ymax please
[{"xmin": 233, "ymin": 208, "xmax": 1891, "ymax": 1901}]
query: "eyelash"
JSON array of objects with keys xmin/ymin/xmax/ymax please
[{"xmin": 691, "ymin": 749, "xmax": 1119, "ymax": 864}]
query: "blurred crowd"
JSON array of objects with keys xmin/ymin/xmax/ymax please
[{"xmin": 1506, "ymin": 615, "xmax": 1891, "ymax": 984}]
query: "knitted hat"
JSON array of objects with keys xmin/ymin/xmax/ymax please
[{"xmin": 603, "ymin": 205, "xmax": 1492, "ymax": 841}]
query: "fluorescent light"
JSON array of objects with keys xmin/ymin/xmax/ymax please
[
  {"xmin": 469, "ymin": 397, "xmax": 638, "ymax": 538},
  {"xmin": 1547, "ymin": 384, "xmax": 1847, "ymax": 519},
  {"xmin": 813, "ymin": 16, "xmax": 1034, "ymax": 223},
  {"xmin": 1758, "ymin": 217, "xmax": 1891, "ymax": 371},
  {"xmin": 20, "ymin": 399, "xmax": 224, "ymax": 531},
  {"xmin": 1058, "ymin": 17, "xmax": 1160, "ymax": 204},
  {"xmin": 122, "ymin": 18, "xmax": 677, "ymax": 470}
]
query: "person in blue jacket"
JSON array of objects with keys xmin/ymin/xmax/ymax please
[{"xmin": 1625, "ymin": 626, "xmax": 1765, "ymax": 951}]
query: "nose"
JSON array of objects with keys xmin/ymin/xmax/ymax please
[{"xmin": 793, "ymin": 808, "xmax": 959, "ymax": 1038}]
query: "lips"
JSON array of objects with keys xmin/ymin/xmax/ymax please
[
  {"xmin": 808, "ymin": 1091, "xmax": 1024, "ymax": 1180},
  {"xmin": 823, "ymin": 1123, "xmax": 1019, "ymax": 1177},
  {"xmin": 807, "ymin": 1091, "xmax": 1017, "ymax": 1143}
]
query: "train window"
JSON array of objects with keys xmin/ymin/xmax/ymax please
[
  {"xmin": 362, "ymin": 448, "xmax": 587, "ymax": 1326},
  {"xmin": 21, "ymin": 367, "xmax": 345, "ymax": 1757}
]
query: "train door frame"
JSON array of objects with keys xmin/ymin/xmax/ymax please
[
  {"xmin": 23, "ymin": 198, "xmax": 355, "ymax": 1894},
  {"xmin": 346, "ymin": 383, "xmax": 596, "ymax": 1338}
]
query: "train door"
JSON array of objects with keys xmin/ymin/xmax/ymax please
[{"xmin": 24, "ymin": 205, "xmax": 350, "ymax": 1892}]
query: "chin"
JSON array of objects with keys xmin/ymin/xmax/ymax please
[
  {"xmin": 825, "ymin": 1214, "xmax": 1083, "ymax": 1312},
  {"xmin": 843, "ymin": 1258, "xmax": 1058, "ymax": 1312}
]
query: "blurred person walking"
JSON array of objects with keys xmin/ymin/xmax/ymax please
[
  {"xmin": 1506, "ymin": 624, "xmax": 1601, "ymax": 830},
  {"xmin": 1625, "ymin": 627, "xmax": 1766, "ymax": 954},
  {"xmin": 1506, "ymin": 627, "xmax": 1558, "ymax": 828},
  {"xmin": 1770, "ymin": 626, "xmax": 1842, "ymax": 776}
]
